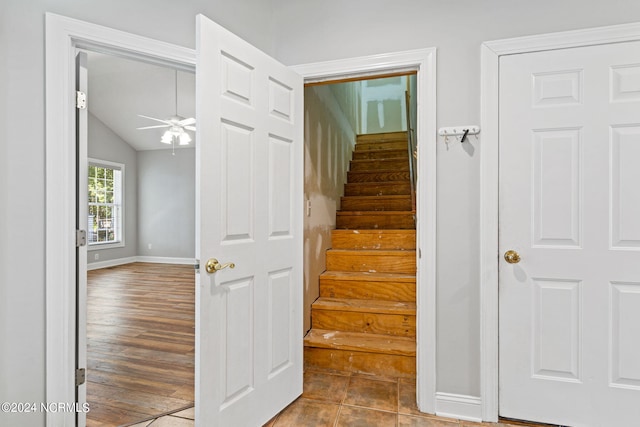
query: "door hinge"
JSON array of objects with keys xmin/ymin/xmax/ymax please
[
  {"xmin": 194, "ymin": 260, "xmax": 200, "ymax": 273},
  {"xmin": 76, "ymin": 91, "xmax": 87, "ymax": 110},
  {"xmin": 76, "ymin": 230, "xmax": 87, "ymax": 247},
  {"xmin": 75, "ymin": 368, "xmax": 86, "ymax": 387}
]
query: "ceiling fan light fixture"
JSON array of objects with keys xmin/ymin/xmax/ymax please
[
  {"xmin": 161, "ymin": 131, "xmax": 173, "ymax": 144},
  {"xmin": 179, "ymin": 132, "xmax": 191, "ymax": 145},
  {"xmin": 138, "ymin": 70, "xmax": 195, "ymax": 150}
]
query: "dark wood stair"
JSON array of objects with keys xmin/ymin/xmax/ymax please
[{"xmin": 304, "ymin": 131, "xmax": 417, "ymax": 378}]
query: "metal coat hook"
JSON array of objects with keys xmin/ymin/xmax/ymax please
[{"xmin": 460, "ymin": 129, "xmax": 470, "ymax": 143}]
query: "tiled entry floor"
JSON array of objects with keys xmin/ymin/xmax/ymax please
[
  {"xmin": 128, "ymin": 369, "xmax": 551, "ymax": 427},
  {"xmin": 265, "ymin": 369, "xmax": 549, "ymax": 427}
]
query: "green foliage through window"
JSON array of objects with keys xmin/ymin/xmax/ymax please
[{"xmin": 88, "ymin": 162, "xmax": 123, "ymax": 245}]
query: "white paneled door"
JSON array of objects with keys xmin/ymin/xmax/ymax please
[
  {"xmin": 195, "ymin": 15, "xmax": 303, "ymax": 426},
  {"xmin": 499, "ymin": 41, "xmax": 640, "ymax": 426}
]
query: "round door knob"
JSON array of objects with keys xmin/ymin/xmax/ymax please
[{"xmin": 504, "ymin": 250, "xmax": 521, "ymax": 264}]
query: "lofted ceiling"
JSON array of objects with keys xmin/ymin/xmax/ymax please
[{"xmin": 87, "ymin": 51, "xmax": 195, "ymax": 151}]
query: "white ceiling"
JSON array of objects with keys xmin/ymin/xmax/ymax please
[{"xmin": 87, "ymin": 51, "xmax": 195, "ymax": 151}]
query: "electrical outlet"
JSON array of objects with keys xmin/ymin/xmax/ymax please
[
  {"xmin": 94, "ymin": 253, "xmax": 99, "ymax": 260},
  {"xmin": 306, "ymin": 200, "xmax": 311, "ymax": 217}
]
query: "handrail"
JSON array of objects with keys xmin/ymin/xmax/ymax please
[{"xmin": 405, "ymin": 91, "xmax": 417, "ymax": 214}]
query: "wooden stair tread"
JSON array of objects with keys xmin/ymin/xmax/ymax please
[
  {"xmin": 350, "ymin": 158, "xmax": 409, "ymax": 165},
  {"xmin": 320, "ymin": 270, "xmax": 415, "ymax": 282},
  {"xmin": 304, "ymin": 329, "xmax": 416, "ymax": 356},
  {"xmin": 328, "ymin": 248, "xmax": 415, "ymax": 255},
  {"xmin": 337, "ymin": 210, "xmax": 415, "ymax": 216},
  {"xmin": 313, "ymin": 297, "xmax": 416, "ymax": 315},
  {"xmin": 332, "ymin": 229, "xmax": 416, "ymax": 235},
  {"xmin": 346, "ymin": 171, "xmax": 411, "ymax": 183},
  {"xmin": 356, "ymin": 132, "xmax": 408, "ymax": 142},
  {"xmin": 353, "ymin": 148, "xmax": 408, "ymax": 159},
  {"xmin": 342, "ymin": 195, "xmax": 412, "ymax": 200}
]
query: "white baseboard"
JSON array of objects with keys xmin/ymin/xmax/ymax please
[
  {"xmin": 87, "ymin": 256, "xmax": 138, "ymax": 271},
  {"xmin": 435, "ymin": 392, "xmax": 483, "ymax": 422},
  {"xmin": 87, "ymin": 256, "xmax": 196, "ymax": 270},
  {"xmin": 135, "ymin": 256, "xmax": 196, "ymax": 265}
]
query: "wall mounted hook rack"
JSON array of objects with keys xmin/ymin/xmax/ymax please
[{"xmin": 438, "ymin": 125, "xmax": 480, "ymax": 143}]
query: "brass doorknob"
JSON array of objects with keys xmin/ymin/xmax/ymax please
[
  {"xmin": 504, "ymin": 250, "xmax": 521, "ymax": 264},
  {"xmin": 205, "ymin": 258, "xmax": 235, "ymax": 274}
]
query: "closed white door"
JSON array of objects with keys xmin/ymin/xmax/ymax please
[
  {"xmin": 499, "ymin": 41, "xmax": 640, "ymax": 426},
  {"xmin": 195, "ymin": 15, "xmax": 303, "ymax": 426}
]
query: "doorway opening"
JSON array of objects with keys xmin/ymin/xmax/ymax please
[
  {"xmin": 302, "ymin": 73, "xmax": 419, "ymax": 377},
  {"xmin": 80, "ymin": 51, "xmax": 196, "ymax": 425}
]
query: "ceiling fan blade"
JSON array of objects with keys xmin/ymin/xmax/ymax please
[
  {"xmin": 178, "ymin": 117, "xmax": 196, "ymax": 126},
  {"xmin": 184, "ymin": 126, "xmax": 197, "ymax": 131},
  {"xmin": 138, "ymin": 114, "xmax": 171, "ymax": 125},
  {"xmin": 137, "ymin": 124, "xmax": 171, "ymax": 130}
]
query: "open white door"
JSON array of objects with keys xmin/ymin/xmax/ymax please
[
  {"xmin": 75, "ymin": 50, "xmax": 89, "ymax": 427},
  {"xmin": 195, "ymin": 14, "xmax": 303, "ymax": 426}
]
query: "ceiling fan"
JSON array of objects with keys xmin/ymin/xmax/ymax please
[{"xmin": 137, "ymin": 70, "xmax": 196, "ymax": 146}]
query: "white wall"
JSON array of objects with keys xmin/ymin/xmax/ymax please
[
  {"xmin": 87, "ymin": 113, "xmax": 139, "ymax": 264},
  {"xmin": 272, "ymin": 0, "xmax": 640, "ymax": 398},
  {"xmin": 0, "ymin": 1, "xmax": 276, "ymax": 425},
  {"xmin": 304, "ymin": 84, "xmax": 357, "ymax": 331},
  {"xmin": 137, "ymin": 148, "xmax": 196, "ymax": 259}
]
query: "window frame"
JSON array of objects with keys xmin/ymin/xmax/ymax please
[{"xmin": 87, "ymin": 158, "xmax": 125, "ymax": 250}]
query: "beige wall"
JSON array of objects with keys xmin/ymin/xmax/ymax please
[{"xmin": 303, "ymin": 85, "xmax": 357, "ymax": 331}]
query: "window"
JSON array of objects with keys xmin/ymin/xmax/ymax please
[{"xmin": 88, "ymin": 159, "xmax": 124, "ymax": 248}]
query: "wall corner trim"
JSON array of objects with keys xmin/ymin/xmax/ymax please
[{"xmin": 435, "ymin": 392, "xmax": 483, "ymax": 422}]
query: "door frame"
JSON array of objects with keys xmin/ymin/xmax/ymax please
[
  {"xmin": 292, "ymin": 47, "xmax": 438, "ymax": 413},
  {"xmin": 46, "ymin": 13, "xmax": 437, "ymax": 424},
  {"xmin": 45, "ymin": 13, "xmax": 196, "ymax": 425},
  {"xmin": 479, "ymin": 21, "xmax": 640, "ymax": 422}
]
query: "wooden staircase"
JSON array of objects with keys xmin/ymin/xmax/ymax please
[{"xmin": 304, "ymin": 131, "xmax": 417, "ymax": 378}]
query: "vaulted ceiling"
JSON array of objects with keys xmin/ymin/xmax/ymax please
[{"xmin": 87, "ymin": 51, "xmax": 195, "ymax": 151}]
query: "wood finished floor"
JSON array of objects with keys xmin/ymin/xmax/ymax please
[
  {"xmin": 87, "ymin": 263, "xmax": 195, "ymax": 427},
  {"xmin": 86, "ymin": 263, "xmax": 556, "ymax": 427}
]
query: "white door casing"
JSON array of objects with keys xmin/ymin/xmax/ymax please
[
  {"xmin": 292, "ymin": 47, "xmax": 438, "ymax": 415},
  {"xmin": 46, "ymin": 13, "xmax": 196, "ymax": 426},
  {"xmin": 498, "ymin": 41, "xmax": 640, "ymax": 425},
  {"xmin": 195, "ymin": 15, "xmax": 303, "ymax": 426}
]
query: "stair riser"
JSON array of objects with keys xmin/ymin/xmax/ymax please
[
  {"xmin": 304, "ymin": 347, "xmax": 415, "ymax": 378},
  {"xmin": 320, "ymin": 279, "xmax": 415, "ymax": 301},
  {"xmin": 336, "ymin": 214, "xmax": 415, "ymax": 230},
  {"xmin": 326, "ymin": 252, "xmax": 415, "ymax": 274},
  {"xmin": 347, "ymin": 171, "xmax": 411, "ymax": 183},
  {"xmin": 312, "ymin": 310, "xmax": 416, "ymax": 337},
  {"xmin": 331, "ymin": 231, "xmax": 416, "ymax": 250},
  {"xmin": 357, "ymin": 132, "xmax": 408, "ymax": 143},
  {"xmin": 349, "ymin": 159, "xmax": 409, "ymax": 172},
  {"xmin": 344, "ymin": 183, "xmax": 411, "ymax": 196},
  {"xmin": 340, "ymin": 197, "xmax": 413, "ymax": 211},
  {"xmin": 352, "ymin": 149, "xmax": 408, "ymax": 160},
  {"xmin": 356, "ymin": 141, "xmax": 408, "ymax": 151}
]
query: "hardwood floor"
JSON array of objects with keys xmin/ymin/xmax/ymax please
[{"xmin": 87, "ymin": 262, "xmax": 195, "ymax": 427}]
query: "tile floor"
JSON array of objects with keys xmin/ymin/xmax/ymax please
[{"xmin": 125, "ymin": 369, "xmax": 551, "ymax": 427}]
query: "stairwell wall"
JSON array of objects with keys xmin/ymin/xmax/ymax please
[
  {"xmin": 303, "ymin": 85, "xmax": 357, "ymax": 332},
  {"xmin": 272, "ymin": 0, "xmax": 640, "ymax": 398}
]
